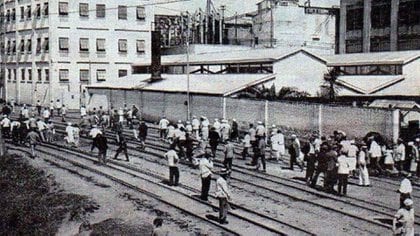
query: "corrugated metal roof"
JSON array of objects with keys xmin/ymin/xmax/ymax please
[
  {"xmin": 336, "ymin": 75, "xmax": 405, "ymax": 95},
  {"xmin": 369, "ymin": 99, "xmax": 420, "ymax": 110},
  {"xmin": 323, "ymin": 50, "xmax": 420, "ymax": 66},
  {"xmin": 87, "ymin": 73, "xmax": 276, "ymax": 96},
  {"xmin": 132, "ymin": 47, "xmax": 325, "ymax": 66}
]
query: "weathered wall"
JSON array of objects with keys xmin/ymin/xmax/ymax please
[{"xmin": 88, "ymin": 89, "xmax": 395, "ymax": 139}]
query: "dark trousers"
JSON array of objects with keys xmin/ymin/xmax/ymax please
[
  {"xmin": 169, "ymin": 166, "xmax": 179, "ymax": 186},
  {"xmin": 210, "ymin": 144, "xmax": 218, "ymax": 157},
  {"xmin": 97, "ymin": 149, "xmax": 107, "ymax": 164},
  {"xmin": 325, "ymin": 170, "xmax": 337, "ymax": 193},
  {"xmin": 400, "ymin": 193, "xmax": 411, "ymax": 208},
  {"xmin": 337, "ymin": 174, "xmax": 348, "ymax": 195},
  {"xmin": 224, "ymin": 158, "xmax": 233, "ymax": 170},
  {"xmin": 290, "ymin": 155, "xmax": 302, "ymax": 170},
  {"xmin": 241, "ymin": 147, "xmax": 249, "ymax": 159},
  {"xmin": 201, "ymin": 175, "xmax": 211, "ymax": 201},
  {"xmin": 37, "ymin": 106, "xmax": 41, "ymax": 116},
  {"xmin": 255, "ymin": 154, "xmax": 266, "ymax": 170},
  {"xmin": 50, "ymin": 109, "xmax": 54, "ymax": 117},
  {"xmin": 2, "ymin": 127, "xmax": 10, "ymax": 138},
  {"xmin": 219, "ymin": 197, "xmax": 228, "ymax": 223},
  {"xmin": 114, "ymin": 145, "xmax": 129, "ymax": 161},
  {"xmin": 160, "ymin": 129, "xmax": 167, "ymax": 139}
]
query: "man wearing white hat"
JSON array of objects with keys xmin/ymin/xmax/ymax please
[
  {"xmin": 216, "ymin": 168, "xmax": 231, "ymax": 224},
  {"xmin": 398, "ymin": 173, "xmax": 412, "ymax": 208},
  {"xmin": 393, "ymin": 198, "xmax": 415, "ymax": 236},
  {"xmin": 65, "ymin": 122, "xmax": 75, "ymax": 146},
  {"xmin": 191, "ymin": 116, "xmax": 200, "ymax": 140},
  {"xmin": 0, "ymin": 115, "xmax": 11, "ymax": 138},
  {"xmin": 201, "ymin": 117, "xmax": 210, "ymax": 141},
  {"xmin": 220, "ymin": 119, "xmax": 231, "ymax": 143},
  {"xmin": 159, "ymin": 116, "xmax": 170, "ymax": 140},
  {"xmin": 255, "ymin": 121, "xmax": 266, "ymax": 140},
  {"xmin": 213, "ymin": 119, "xmax": 221, "ymax": 136}
]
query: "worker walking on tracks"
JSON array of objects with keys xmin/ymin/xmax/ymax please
[
  {"xmin": 10, "ymin": 120, "xmax": 21, "ymax": 144},
  {"xmin": 158, "ymin": 116, "xmax": 170, "ymax": 140},
  {"xmin": 93, "ymin": 133, "xmax": 108, "ymax": 164},
  {"xmin": 336, "ymin": 149, "xmax": 350, "ymax": 196},
  {"xmin": 138, "ymin": 121, "xmax": 148, "ymax": 150},
  {"xmin": 216, "ymin": 168, "xmax": 231, "ymax": 224},
  {"xmin": 398, "ymin": 173, "xmax": 412, "ymax": 208},
  {"xmin": 255, "ymin": 136, "xmax": 267, "ymax": 172},
  {"xmin": 289, "ymin": 134, "xmax": 303, "ymax": 171},
  {"xmin": 393, "ymin": 198, "xmax": 415, "ymax": 236},
  {"xmin": 26, "ymin": 128, "xmax": 41, "ymax": 158},
  {"xmin": 223, "ymin": 139, "xmax": 235, "ymax": 170},
  {"xmin": 1, "ymin": 115, "xmax": 11, "ymax": 138},
  {"xmin": 209, "ymin": 127, "xmax": 220, "ymax": 158},
  {"xmin": 191, "ymin": 116, "xmax": 200, "ymax": 140},
  {"xmin": 200, "ymin": 116, "xmax": 210, "ymax": 141},
  {"xmin": 358, "ymin": 145, "xmax": 371, "ymax": 187},
  {"xmin": 199, "ymin": 150, "xmax": 213, "ymax": 201},
  {"xmin": 114, "ymin": 131, "xmax": 129, "ymax": 162},
  {"xmin": 165, "ymin": 144, "xmax": 179, "ymax": 186},
  {"xmin": 241, "ymin": 132, "xmax": 251, "ymax": 160}
]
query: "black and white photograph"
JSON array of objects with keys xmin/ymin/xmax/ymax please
[{"xmin": 0, "ymin": 0, "xmax": 419, "ymax": 235}]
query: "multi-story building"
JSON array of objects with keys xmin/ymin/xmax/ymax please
[
  {"xmin": 339, "ymin": 0, "xmax": 420, "ymax": 53},
  {"xmin": 0, "ymin": 0, "xmax": 153, "ymax": 108}
]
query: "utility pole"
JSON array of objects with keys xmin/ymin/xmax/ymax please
[
  {"xmin": 219, "ymin": 5, "xmax": 225, "ymax": 44},
  {"xmin": 186, "ymin": 12, "xmax": 191, "ymax": 121},
  {"xmin": 270, "ymin": 0, "xmax": 274, "ymax": 47},
  {"xmin": 235, "ymin": 12, "xmax": 238, "ymax": 44}
]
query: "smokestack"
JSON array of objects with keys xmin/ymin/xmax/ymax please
[{"xmin": 150, "ymin": 31, "xmax": 162, "ymax": 81}]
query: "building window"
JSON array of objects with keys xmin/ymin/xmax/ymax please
[
  {"xmin": 6, "ymin": 10, "xmax": 10, "ymax": 22},
  {"xmin": 96, "ymin": 69, "xmax": 106, "ymax": 81},
  {"xmin": 36, "ymin": 38, "xmax": 41, "ymax": 53},
  {"xmin": 20, "ymin": 6, "xmax": 24, "ymax": 20},
  {"xmin": 21, "ymin": 69, "xmax": 25, "ymax": 81},
  {"xmin": 26, "ymin": 5, "xmax": 31, "ymax": 19},
  {"xmin": 118, "ymin": 70, "xmax": 128, "ymax": 77},
  {"xmin": 44, "ymin": 37, "xmax": 49, "ymax": 52},
  {"xmin": 96, "ymin": 38, "xmax": 105, "ymax": 52},
  {"xmin": 59, "ymin": 2, "xmax": 69, "ymax": 16},
  {"xmin": 79, "ymin": 3, "xmax": 89, "ymax": 17},
  {"xmin": 27, "ymin": 39, "xmax": 32, "ymax": 53},
  {"xmin": 28, "ymin": 69, "xmax": 32, "ymax": 81},
  {"xmin": 80, "ymin": 69, "xmax": 89, "ymax": 81},
  {"xmin": 118, "ymin": 5, "xmax": 127, "ymax": 19},
  {"xmin": 11, "ymin": 8, "xmax": 16, "ymax": 21},
  {"xmin": 43, "ymin": 3, "xmax": 49, "ymax": 16},
  {"xmin": 12, "ymin": 40, "xmax": 16, "ymax": 54},
  {"xmin": 136, "ymin": 40, "xmax": 145, "ymax": 53},
  {"xmin": 346, "ymin": 7, "xmax": 363, "ymax": 31},
  {"xmin": 13, "ymin": 69, "xmax": 17, "ymax": 81},
  {"xmin": 38, "ymin": 69, "xmax": 42, "ymax": 81},
  {"xmin": 45, "ymin": 69, "xmax": 49, "ymax": 81},
  {"xmin": 96, "ymin": 4, "xmax": 105, "ymax": 18},
  {"xmin": 7, "ymin": 69, "xmax": 11, "ymax": 81},
  {"xmin": 59, "ymin": 69, "xmax": 69, "ymax": 81},
  {"xmin": 59, "ymin": 37, "xmax": 69, "ymax": 51},
  {"xmin": 136, "ymin": 6, "xmax": 146, "ymax": 20},
  {"xmin": 35, "ymin": 4, "xmax": 41, "ymax": 18},
  {"xmin": 118, "ymin": 39, "xmax": 127, "ymax": 52},
  {"xmin": 79, "ymin": 38, "xmax": 89, "ymax": 52},
  {"xmin": 19, "ymin": 39, "xmax": 25, "ymax": 53}
]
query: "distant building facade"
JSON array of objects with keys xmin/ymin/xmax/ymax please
[
  {"xmin": 0, "ymin": 0, "xmax": 153, "ymax": 108},
  {"xmin": 339, "ymin": 0, "xmax": 420, "ymax": 54}
]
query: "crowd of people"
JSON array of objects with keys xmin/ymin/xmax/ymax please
[{"xmin": 0, "ymin": 101, "xmax": 417, "ymax": 232}]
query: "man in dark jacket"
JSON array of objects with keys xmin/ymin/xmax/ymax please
[
  {"xmin": 209, "ymin": 127, "xmax": 220, "ymax": 157},
  {"xmin": 93, "ymin": 133, "xmax": 108, "ymax": 164},
  {"xmin": 138, "ymin": 121, "xmax": 148, "ymax": 150},
  {"xmin": 114, "ymin": 131, "xmax": 129, "ymax": 161},
  {"xmin": 310, "ymin": 143, "xmax": 329, "ymax": 188},
  {"xmin": 289, "ymin": 134, "xmax": 303, "ymax": 171}
]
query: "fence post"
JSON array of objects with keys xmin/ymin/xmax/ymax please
[
  {"xmin": 264, "ymin": 100, "xmax": 269, "ymax": 126},
  {"xmin": 318, "ymin": 104, "xmax": 323, "ymax": 137},
  {"xmin": 392, "ymin": 109, "xmax": 400, "ymax": 143},
  {"xmin": 222, "ymin": 97, "xmax": 227, "ymax": 119}
]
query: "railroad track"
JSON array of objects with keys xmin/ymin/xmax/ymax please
[{"xmin": 7, "ymin": 143, "xmax": 313, "ymax": 236}]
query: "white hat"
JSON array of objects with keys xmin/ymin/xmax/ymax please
[
  {"xmin": 404, "ymin": 198, "xmax": 413, "ymax": 206},
  {"xmin": 416, "ymin": 138, "xmax": 420, "ymax": 142},
  {"xmin": 408, "ymin": 141, "xmax": 414, "ymax": 146},
  {"xmin": 178, "ymin": 120, "xmax": 182, "ymax": 123},
  {"xmin": 257, "ymin": 121, "xmax": 263, "ymax": 124},
  {"xmin": 222, "ymin": 119, "xmax": 227, "ymax": 123},
  {"xmin": 271, "ymin": 124, "xmax": 276, "ymax": 128},
  {"xmin": 67, "ymin": 122, "xmax": 72, "ymax": 126},
  {"xmin": 291, "ymin": 134, "xmax": 297, "ymax": 138},
  {"xmin": 232, "ymin": 118, "xmax": 236, "ymax": 122}
]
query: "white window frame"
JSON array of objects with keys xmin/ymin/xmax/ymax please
[
  {"xmin": 79, "ymin": 3, "xmax": 89, "ymax": 17},
  {"xmin": 118, "ymin": 39, "xmax": 127, "ymax": 52},
  {"xmin": 59, "ymin": 2, "xmax": 69, "ymax": 16},
  {"xmin": 136, "ymin": 40, "xmax": 145, "ymax": 53},
  {"xmin": 96, "ymin": 69, "xmax": 106, "ymax": 81},
  {"xmin": 80, "ymin": 69, "xmax": 89, "ymax": 81},
  {"xmin": 96, "ymin": 38, "xmax": 105, "ymax": 52},
  {"xmin": 118, "ymin": 5, "xmax": 127, "ymax": 19},
  {"xmin": 59, "ymin": 69, "xmax": 69, "ymax": 82},
  {"xmin": 59, "ymin": 37, "xmax": 69, "ymax": 51},
  {"xmin": 79, "ymin": 38, "xmax": 89, "ymax": 52},
  {"xmin": 136, "ymin": 6, "xmax": 146, "ymax": 20}
]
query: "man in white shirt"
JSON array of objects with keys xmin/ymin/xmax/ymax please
[
  {"xmin": 199, "ymin": 151, "xmax": 213, "ymax": 201},
  {"xmin": 191, "ymin": 116, "xmax": 200, "ymax": 140},
  {"xmin": 159, "ymin": 116, "xmax": 170, "ymax": 140},
  {"xmin": 220, "ymin": 119, "xmax": 231, "ymax": 143},
  {"xmin": 201, "ymin": 117, "xmax": 210, "ymax": 141},
  {"xmin": 399, "ymin": 173, "xmax": 412, "ymax": 208},
  {"xmin": 36, "ymin": 119, "xmax": 48, "ymax": 142},
  {"xmin": 216, "ymin": 169, "xmax": 231, "ymax": 224},
  {"xmin": 42, "ymin": 107, "xmax": 50, "ymax": 122},
  {"xmin": 0, "ymin": 115, "xmax": 11, "ymax": 138},
  {"xmin": 165, "ymin": 145, "xmax": 179, "ymax": 186}
]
